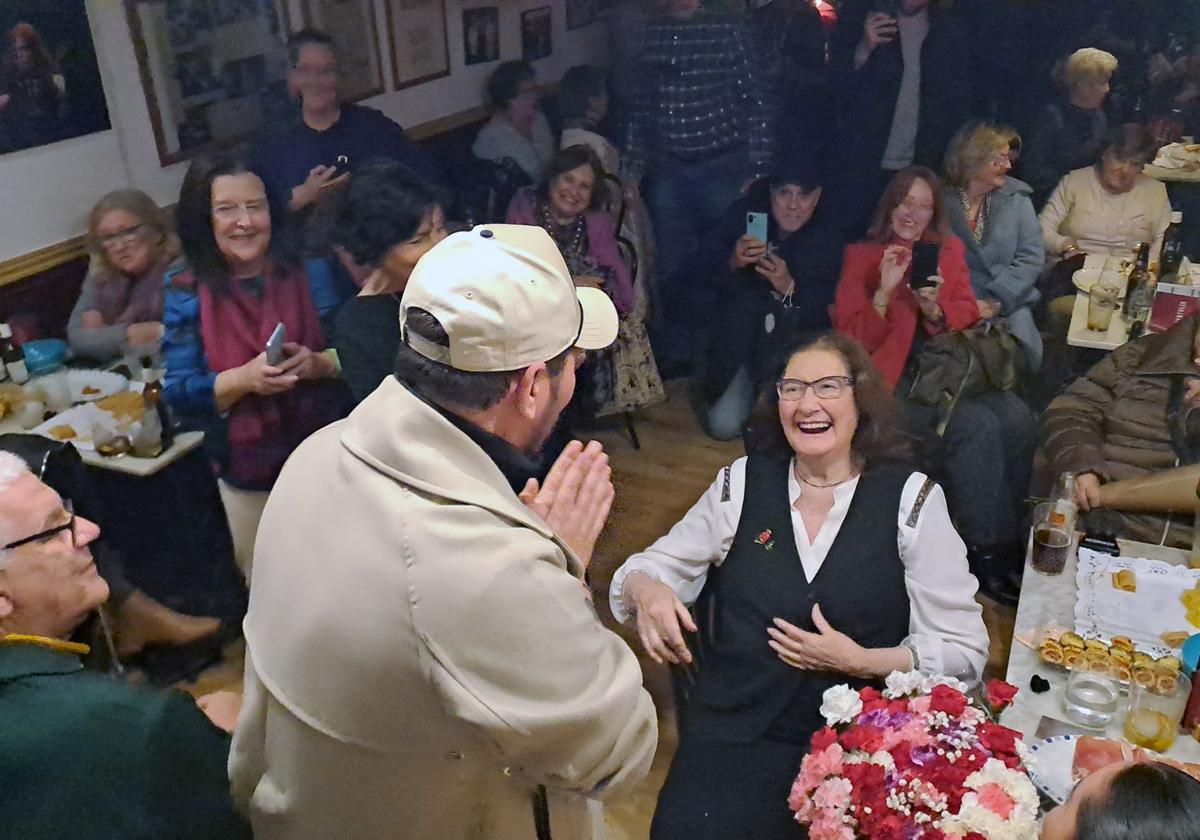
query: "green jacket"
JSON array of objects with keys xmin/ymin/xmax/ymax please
[{"xmin": 0, "ymin": 641, "xmax": 251, "ymax": 839}]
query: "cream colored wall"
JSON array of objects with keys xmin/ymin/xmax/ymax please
[{"xmin": 0, "ymin": 0, "xmax": 607, "ymax": 263}]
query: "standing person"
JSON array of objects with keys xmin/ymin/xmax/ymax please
[
  {"xmin": 0, "ymin": 22, "xmax": 67, "ymax": 153},
  {"xmin": 249, "ymin": 29, "xmax": 444, "ymax": 222},
  {"xmin": 472, "ymin": 61, "xmax": 557, "ymax": 182},
  {"xmin": 164, "ymin": 153, "xmax": 347, "ymax": 577},
  {"xmin": 1022, "ymin": 48, "xmax": 1118, "ymax": 208},
  {"xmin": 624, "ymin": 0, "xmax": 773, "ymax": 374},
  {"xmin": 941, "ymin": 122, "xmax": 1045, "ymax": 372},
  {"xmin": 229, "ymin": 225, "xmax": 658, "ymax": 839},
  {"xmin": 829, "ymin": 0, "xmax": 973, "ymax": 236},
  {"xmin": 835, "ymin": 166, "xmax": 1035, "ymax": 606}
]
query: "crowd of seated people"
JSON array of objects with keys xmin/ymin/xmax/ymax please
[{"xmin": 15, "ymin": 1, "xmax": 1200, "ymax": 834}]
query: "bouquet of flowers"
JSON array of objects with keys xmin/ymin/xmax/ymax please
[{"xmin": 788, "ymin": 672, "xmax": 1038, "ymax": 840}]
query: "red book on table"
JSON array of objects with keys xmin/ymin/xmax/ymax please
[{"xmin": 1148, "ymin": 283, "xmax": 1200, "ymax": 333}]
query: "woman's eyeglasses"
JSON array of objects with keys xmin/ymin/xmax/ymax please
[
  {"xmin": 99, "ymin": 224, "xmax": 147, "ymax": 249},
  {"xmin": 3, "ymin": 499, "xmax": 77, "ymax": 551},
  {"xmin": 776, "ymin": 376, "xmax": 854, "ymax": 401}
]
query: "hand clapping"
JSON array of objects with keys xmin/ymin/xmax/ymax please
[{"xmin": 519, "ymin": 440, "xmax": 614, "ymax": 569}]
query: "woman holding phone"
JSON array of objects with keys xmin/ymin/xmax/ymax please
[
  {"xmin": 835, "ymin": 166, "xmax": 1035, "ymax": 606},
  {"xmin": 164, "ymin": 152, "xmax": 347, "ymax": 576}
]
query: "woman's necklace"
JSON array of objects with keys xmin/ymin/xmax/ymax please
[
  {"xmin": 957, "ymin": 188, "xmax": 989, "ymax": 243},
  {"xmin": 793, "ymin": 462, "xmax": 858, "ymax": 489}
]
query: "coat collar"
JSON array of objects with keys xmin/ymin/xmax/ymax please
[
  {"xmin": 1135, "ymin": 316, "xmax": 1200, "ymax": 376},
  {"xmin": 339, "ymin": 378, "xmax": 584, "ymax": 575},
  {"xmin": 0, "ymin": 639, "xmax": 83, "ymax": 683}
]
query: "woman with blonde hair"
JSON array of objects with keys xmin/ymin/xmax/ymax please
[
  {"xmin": 68, "ymin": 190, "xmax": 181, "ymax": 362},
  {"xmin": 942, "ymin": 122, "xmax": 1044, "ymax": 370},
  {"xmin": 1024, "ymin": 47, "xmax": 1118, "ymax": 205}
]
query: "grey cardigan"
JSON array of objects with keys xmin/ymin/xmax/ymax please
[{"xmin": 942, "ymin": 177, "xmax": 1045, "ymax": 370}]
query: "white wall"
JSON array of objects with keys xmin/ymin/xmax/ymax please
[{"xmin": 0, "ymin": 0, "xmax": 608, "ymax": 263}]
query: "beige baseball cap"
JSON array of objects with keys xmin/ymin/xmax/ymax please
[{"xmin": 399, "ymin": 224, "xmax": 619, "ymax": 372}]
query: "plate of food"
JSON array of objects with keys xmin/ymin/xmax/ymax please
[
  {"xmin": 1027, "ymin": 734, "xmax": 1077, "ymax": 805},
  {"xmin": 1072, "ymin": 267, "xmax": 1127, "ymax": 296},
  {"xmin": 67, "ymin": 369, "xmax": 127, "ymax": 403},
  {"xmin": 1153, "ymin": 142, "xmax": 1200, "ymax": 170}
]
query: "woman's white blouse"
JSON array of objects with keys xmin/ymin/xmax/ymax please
[{"xmin": 608, "ymin": 458, "xmax": 990, "ymax": 682}]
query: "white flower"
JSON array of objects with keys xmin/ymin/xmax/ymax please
[
  {"xmin": 869, "ymin": 750, "xmax": 896, "ymax": 771},
  {"xmin": 883, "ymin": 670, "xmax": 926, "ymax": 698},
  {"xmin": 922, "ymin": 674, "xmax": 969, "ymax": 694},
  {"xmin": 1014, "ymin": 738, "xmax": 1035, "ymax": 769},
  {"xmin": 820, "ymin": 685, "xmax": 863, "ymax": 726}
]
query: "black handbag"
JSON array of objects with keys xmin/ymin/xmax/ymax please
[{"xmin": 907, "ymin": 320, "xmax": 1020, "ymax": 436}]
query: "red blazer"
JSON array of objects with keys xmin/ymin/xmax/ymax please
[{"xmin": 834, "ymin": 235, "xmax": 979, "ymax": 390}]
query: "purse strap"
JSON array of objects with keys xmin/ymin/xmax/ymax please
[{"xmin": 533, "ymin": 785, "xmax": 552, "ymax": 840}]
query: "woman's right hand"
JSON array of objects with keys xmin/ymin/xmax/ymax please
[
  {"xmin": 732, "ymin": 234, "xmax": 768, "ymax": 270},
  {"xmin": 125, "ymin": 321, "xmax": 164, "ymax": 346},
  {"xmin": 625, "ymin": 571, "xmax": 697, "ymax": 665},
  {"xmin": 290, "ymin": 165, "xmax": 350, "ymax": 210},
  {"xmin": 237, "ymin": 352, "xmax": 299, "ymax": 396},
  {"xmin": 859, "ymin": 12, "xmax": 897, "ymax": 55},
  {"xmin": 1075, "ymin": 472, "xmax": 1102, "ymax": 512},
  {"xmin": 878, "ymin": 244, "xmax": 911, "ymax": 298}
]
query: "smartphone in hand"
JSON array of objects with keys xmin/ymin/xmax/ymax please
[
  {"xmin": 265, "ymin": 322, "xmax": 287, "ymax": 366},
  {"xmin": 910, "ymin": 241, "xmax": 940, "ymax": 290},
  {"xmin": 746, "ymin": 211, "xmax": 769, "ymax": 244}
]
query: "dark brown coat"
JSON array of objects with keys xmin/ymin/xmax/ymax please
[{"xmin": 1038, "ymin": 315, "xmax": 1200, "ymax": 547}]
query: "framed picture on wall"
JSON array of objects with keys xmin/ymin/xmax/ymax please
[
  {"xmin": 287, "ymin": 0, "xmax": 385, "ymax": 102},
  {"xmin": 125, "ymin": 0, "xmax": 291, "ymax": 166},
  {"xmin": 521, "ymin": 7, "xmax": 552, "ymax": 62},
  {"xmin": 386, "ymin": 0, "xmax": 451, "ymax": 89},
  {"xmin": 0, "ymin": 0, "xmax": 111, "ymax": 157},
  {"xmin": 565, "ymin": 0, "xmax": 596, "ymax": 30},
  {"xmin": 462, "ymin": 7, "xmax": 499, "ymax": 67}
]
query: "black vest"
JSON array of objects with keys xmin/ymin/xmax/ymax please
[{"xmin": 687, "ymin": 456, "xmax": 913, "ymax": 744}]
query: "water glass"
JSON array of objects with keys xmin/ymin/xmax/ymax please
[
  {"xmin": 1063, "ymin": 669, "xmax": 1123, "ymax": 729},
  {"xmin": 1031, "ymin": 502, "xmax": 1071, "ymax": 575},
  {"xmin": 1087, "ymin": 279, "xmax": 1121, "ymax": 332},
  {"xmin": 1125, "ymin": 673, "xmax": 1189, "ymax": 752}
]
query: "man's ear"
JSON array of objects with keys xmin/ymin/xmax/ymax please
[
  {"xmin": 0, "ymin": 583, "xmax": 14, "ymax": 623},
  {"xmin": 511, "ymin": 362, "xmax": 548, "ymax": 422}
]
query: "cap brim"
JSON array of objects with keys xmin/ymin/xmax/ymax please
[{"xmin": 574, "ymin": 286, "xmax": 619, "ymax": 351}]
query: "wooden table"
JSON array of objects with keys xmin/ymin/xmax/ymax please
[
  {"xmin": 1002, "ymin": 538, "xmax": 1200, "ymax": 763},
  {"xmin": 1066, "ymin": 291, "xmax": 1131, "ymax": 351}
]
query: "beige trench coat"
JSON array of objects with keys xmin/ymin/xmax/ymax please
[{"xmin": 229, "ymin": 378, "xmax": 657, "ymax": 839}]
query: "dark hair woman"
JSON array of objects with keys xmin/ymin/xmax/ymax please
[
  {"xmin": 165, "ymin": 152, "xmax": 346, "ymax": 575},
  {"xmin": 0, "ymin": 22, "xmax": 67, "ymax": 151},
  {"xmin": 610, "ymin": 331, "xmax": 987, "ymax": 840},
  {"xmin": 835, "ymin": 165, "xmax": 1036, "ymax": 607},
  {"xmin": 507, "ymin": 144, "xmax": 664, "ymax": 416},
  {"xmin": 319, "ymin": 162, "xmax": 446, "ymax": 404},
  {"xmin": 1042, "ymin": 760, "xmax": 1200, "ymax": 840},
  {"xmin": 472, "ymin": 60, "xmax": 554, "ymax": 181}
]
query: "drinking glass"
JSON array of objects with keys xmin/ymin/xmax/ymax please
[
  {"xmin": 1087, "ymin": 279, "xmax": 1121, "ymax": 332},
  {"xmin": 1063, "ymin": 669, "xmax": 1123, "ymax": 729},
  {"xmin": 1125, "ymin": 673, "xmax": 1189, "ymax": 752},
  {"xmin": 1031, "ymin": 501, "xmax": 1071, "ymax": 575}
]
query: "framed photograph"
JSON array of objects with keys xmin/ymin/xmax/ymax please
[
  {"xmin": 565, "ymin": 0, "xmax": 596, "ymax": 30},
  {"xmin": 520, "ymin": 7, "xmax": 552, "ymax": 62},
  {"xmin": 386, "ymin": 0, "xmax": 450, "ymax": 89},
  {"xmin": 289, "ymin": 0, "xmax": 385, "ymax": 102},
  {"xmin": 125, "ymin": 0, "xmax": 291, "ymax": 166},
  {"xmin": 461, "ymin": 6, "xmax": 499, "ymax": 67},
  {"xmin": 0, "ymin": 1, "xmax": 111, "ymax": 156}
]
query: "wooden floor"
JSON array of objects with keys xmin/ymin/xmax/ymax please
[{"xmin": 182, "ymin": 378, "xmax": 1015, "ymax": 838}]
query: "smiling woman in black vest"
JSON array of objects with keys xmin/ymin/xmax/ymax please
[{"xmin": 609, "ymin": 332, "xmax": 989, "ymax": 839}]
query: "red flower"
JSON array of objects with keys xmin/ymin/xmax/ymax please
[
  {"xmin": 979, "ymin": 722, "xmax": 1022, "ymax": 756},
  {"xmin": 985, "ymin": 679, "xmax": 1019, "ymax": 712},
  {"xmin": 841, "ymin": 724, "xmax": 885, "ymax": 753},
  {"xmin": 810, "ymin": 726, "xmax": 837, "ymax": 752},
  {"xmin": 859, "ymin": 685, "xmax": 882, "ymax": 703},
  {"xmin": 929, "ymin": 684, "xmax": 968, "ymax": 716},
  {"xmin": 755, "ymin": 529, "xmax": 772, "ymax": 544},
  {"xmin": 965, "ymin": 834, "xmax": 987, "ymax": 840}
]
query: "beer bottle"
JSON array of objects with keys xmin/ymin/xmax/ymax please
[
  {"xmin": 131, "ymin": 356, "xmax": 164, "ymax": 458},
  {"xmin": 1122, "ymin": 241, "xmax": 1152, "ymax": 321},
  {"xmin": 1050, "ymin": 472, "xmax": 1078, "ymax": 534},
  {"xmin": 0, "ymin": 323, "xmax": 28, "ymax": 385},
  {"xmin": 1160, "ymin": 212, "xmax": 1185, "ymax": 285}
]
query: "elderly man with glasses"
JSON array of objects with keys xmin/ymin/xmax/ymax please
[{"xmin": 0, "ymin": 452, "xmax": 250, "ymax": 838}]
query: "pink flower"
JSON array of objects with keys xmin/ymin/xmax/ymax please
[
  {"xmin": 909, "ymin": 695, "xmax": 932, "ymax": 714},
  {"xmin": 805, "ymin": 743, "xmax": 845, "ymax": 781},
  {"xmin": 812, "ymin": 777, "xmax": 853, "ymax": 811},
  {"xmin": 975, "ymin": 782, "xmax": 1017, "ymax": 820},
  {"xmin": 809, "ymin": 809, "xmax": 855, "ymax": 840}
]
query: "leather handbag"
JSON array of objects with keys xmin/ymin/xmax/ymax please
[{"xmin": 907, "ymin": 320, "xmax": 1020, "ymax": 436}]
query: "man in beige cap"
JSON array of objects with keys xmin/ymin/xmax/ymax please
[{"xmin": 229, "ymin": 225, "xmax": 658, "ymax": 839}]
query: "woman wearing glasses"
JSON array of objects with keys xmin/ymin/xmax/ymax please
[
  {"xmin": 835, "ymin": 166, "xmax": 1036, "ymax": 607},
  {"xmin": 942, "ymin": 123, "xmax": 1045, "ymax": 372},
  {"xmin": 609, "ymin": 333, "xmax": 987, "ymax": 840},
  {"xmin": 164, "ymin": 153, "xmax": 346, "ymax": 576},
  {"xmin": 67, "ymin": 190, "xmax": 182, "ymax": 362}
]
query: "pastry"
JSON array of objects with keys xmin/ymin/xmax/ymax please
[
  {"xmin": 1085, "ymin": 650, "xmax": 1111, "ymax": 673},
  {"xmin": 1061, "ymin": 632, "xmax": 1086, "ymax": 651},
  {"xmin": 1109, "ymin": 663, "xmax": 1133, "ymax": 683},
  {"xmin": 1156, "ymin": 655, "xmax": 1181, "ymax": 673},
  {"xmin": 1162, "ymin": 631, "xmax": 1191, "ymax": 648},
  {"xmin": 1064, "ymin": 649, "xmax": 1085, "ymax": 669},
  {"xmin": 1039, "ymin": 639, "xmax": 1065, "ymax": 665},
  {"xmin": 1112, "ymin": 569, "xmax": 1137, "ymax": 592},
  {"xmin": 1156, "ymin": 672, "xmax": 1181, "ymax": 695},
  {"xmin": 48, "ymin": 424, "xmax": 76, "ymax": 441},
  {"xmin": 1085, "ymin": 639, "xmax": 1108, "ymax": 654},
  {"xmin": 1110, "ymin": 648, "xmax": 1132, "ymax": 667},
  {"xmin": 1133, "ymin": 667, "xmax": 1158, "ymax": 688},
  {"xmin": 1110, "ymin": 636, "xmax": 1134, "ymax": 654}
]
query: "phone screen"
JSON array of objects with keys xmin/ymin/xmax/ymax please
[{"xmin": 910, "ymin": 242, "xmax": 940, "ymax": 290}]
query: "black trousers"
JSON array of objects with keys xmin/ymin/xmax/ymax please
[{"xmin": 651, "ymin": 733, "xmax": 809, "ymax": 840}]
